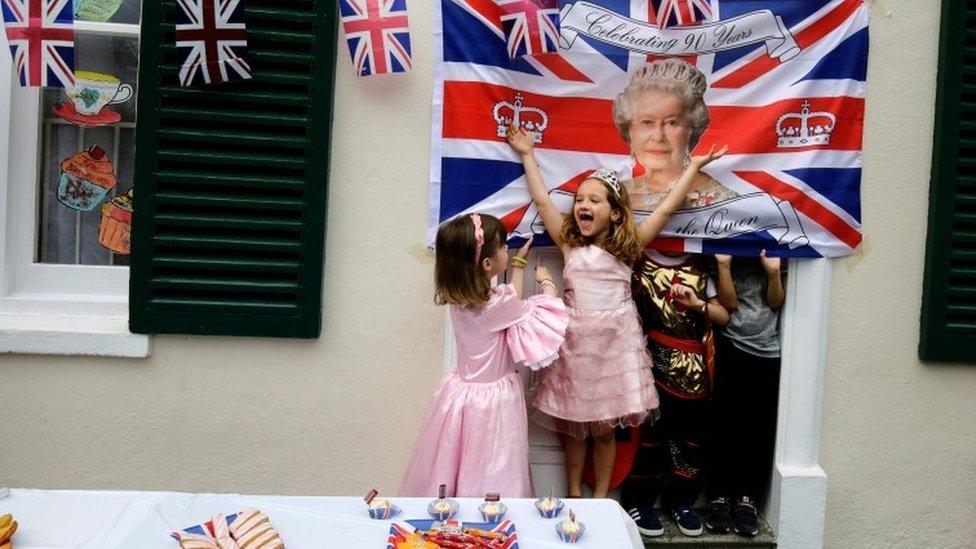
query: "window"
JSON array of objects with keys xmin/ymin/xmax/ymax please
[
  {"xmin": 920, "ymin": 0, "xmax": 976, "ymax": 362},
  {"xmin": 0, "ymin": 2, "xmax": 149, "ymax": 356}
]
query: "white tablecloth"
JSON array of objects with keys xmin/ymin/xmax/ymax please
[{"xmin": 0, "ymin": 489, "xmax": 643, "ymax": 548}]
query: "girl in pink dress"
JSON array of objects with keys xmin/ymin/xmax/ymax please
[
  {"xmin": 506, "ymin": 126, "xmax": 726, "ymax": 498},
  {"xmin": 400, "ymin": 213, "xmax": 570, "ymax": 498}
]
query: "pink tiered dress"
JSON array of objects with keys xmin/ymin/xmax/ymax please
[
  {"xmin": 399, "ymin": 284, "xmax": 569, "ymax": 498},
  {"xmin": 533, "ymin": 245, "xmax": 660, "ymax": 440}
]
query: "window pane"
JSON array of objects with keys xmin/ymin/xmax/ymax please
[
  {"xmin": 75, "ymin": 0, "xmax": 141, "ymax": 25},
  {"xmin": 37, "ymin": 35, "xmax": 138, "ymax": 266}
]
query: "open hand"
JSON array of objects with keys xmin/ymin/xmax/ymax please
[
  {"xmin": 689, "ymin": 144, "xmax": 729, "ymax": 169},
  {"xmin": 506, "ymin": 125, "xmax": 536, "ymax": 155}
]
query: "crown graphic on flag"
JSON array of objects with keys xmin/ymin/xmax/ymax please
[{"xmin": 776, "ymin": 101, "xmax": 837, "ymax": 148}]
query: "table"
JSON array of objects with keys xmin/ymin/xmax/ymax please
[{"xmin": 0, "ymin": 489, "xmax": 643, "ymax": 548}]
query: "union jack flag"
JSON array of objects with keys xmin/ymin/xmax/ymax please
[
  {"xmin": 340, "ymin": 0, "xmax": 412, "ymax": 76},
  {"xmin": 429, "ymin": 0, "xmax": 869, "ymax": 258},
  {"xmin": 175, "ymin": 0, "xmax": 251, "ymax": 87},
  {"xmin": 650, "ymin": 0, "xmax": 713, "ymax": 28},
  {"xmin": 1, "ymin": 0, "xmax": 74, "ymax": 88},
  {"xmin": 497, "ymin": 0, "xmax": 560, "ymax": 58}
]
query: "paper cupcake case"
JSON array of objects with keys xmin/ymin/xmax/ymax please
[{"xmin": 98, "ymin": 190, "xmax": 133, "ymax": 254}]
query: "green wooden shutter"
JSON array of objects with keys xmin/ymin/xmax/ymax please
[
  {"xmin": 920, "ymin": 0, "xmax": 976, "ymax": 361},
  {"xmin": 129, "ymin": 0, "xmax": 336, "ymax": 338}
]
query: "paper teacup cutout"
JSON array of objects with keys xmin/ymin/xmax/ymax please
[{"xmin": 64, "ymin": 71, "xmax": 132, "ymax": 116}]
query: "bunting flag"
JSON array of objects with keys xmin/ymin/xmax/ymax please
[
  {"xmin": 1, "ymin": 0, "xmax": 75, "ymax": 88},
  {"xmin": 340, "ymin": 0, "xmax": 412, "ymax": 76},
  {"xmin": 497, "ymin": 0, "xmax": 561, "ymax": 58},
  {"xmin": 175, "ymin": 0, "xmax": 251, "ymax": 87},
  {"xmin": 429, "ymin": 0, "xmax": 869, "ymax": 258}
]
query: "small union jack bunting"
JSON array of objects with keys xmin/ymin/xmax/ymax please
[
  {"xmin": 1, "ymin": 0, "xmax": 75, "ymax": 88},
  {"xmin": 175, "ymin": 0, "xmax": 251, "ymax": 87},
  {"xmin": 649, "ymin": 0, "xmax": 714, "ymax": 29},
  {"xmin": 497, "ymin": 0, "xmax": 560, "ymax": 59},
  {"xmin": 339, "ymin": 0, "xmax": 412, "ymax": 76}
]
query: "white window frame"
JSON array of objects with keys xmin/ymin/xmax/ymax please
[
  {"xmin": 0, "ymin": 21, "xmax": 150, "ymax": 357},
  {"xmin": 443, "ymin": 254, "xmax": 832, "ymax": 548}
]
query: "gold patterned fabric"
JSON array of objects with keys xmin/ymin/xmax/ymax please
[{"xmin": 632, "ymin": 253, "xmax": 712, "ymax": 398}]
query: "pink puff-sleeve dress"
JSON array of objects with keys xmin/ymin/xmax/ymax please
[{"xmin": 399, "ymin": 284, "xmax": 569, "ymax": 498}]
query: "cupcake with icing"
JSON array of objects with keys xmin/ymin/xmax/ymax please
[
  {"xmin": 57, "ymin": 145, "xmax": 117, "ymax": 211},
  {"xmin": 535, "ymin": 488, "xmax": 564, "ymax": 518},
  {"xmin": 556, "ymin": 509, "xmax": 586, "ymax": 543},
  {"xmin": 427, "ymin": 484, "xmax": 459, "ymax": 521},
  {"xmin": 478, "ymin": 493, "xmax": 507, "ymax": 523},
  {"xmin": 98, "ymin": 189, "xmax": 132, "ymax": 254}
]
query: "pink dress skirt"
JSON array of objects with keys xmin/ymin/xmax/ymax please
[{"xmin": 533, "ymin": 245, "xmax": 659, "ymax": 440}]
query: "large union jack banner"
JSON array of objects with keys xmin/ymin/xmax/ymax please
[
  {"xmin": 1, "ymin": 0, "xmax": 75, "ymax": 88},
  {"xmin": 429, "ymin": 0, "xmax": 869, "ymax": 258},
  {"xmin": 340, "ymin": 0, "xmax": 412, "ymax": 76},
  {"xmin": 175, "ymin": 0, "xmax": 251, "ymax": 87}
]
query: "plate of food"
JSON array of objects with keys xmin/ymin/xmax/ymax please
[{"xmin": 386, "ymin": 518, "xmax": 519, "ymax": 548}]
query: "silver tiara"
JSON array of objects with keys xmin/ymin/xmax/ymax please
[{"xmin": 589, "ymin": 168, "xmax": 620, "ymax": 196}]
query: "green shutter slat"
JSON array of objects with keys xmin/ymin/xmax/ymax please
[
  {"xmin": 249, "ymin": 50, "xmax": 314, "ymax": 66},
  {"xmin": 152, "ymin": 277, "xmax": 301, "ymax": 294},
  {"xmin": 920, "ymin": 0, "xmax": 976, "ymax": 361},
  {"xmin": 155, "ymin": 170, "xmax": 306, "ymax": 189},
  {"xmin": 155, "ymin": 191, "xmax": 305, "ymax": 210},
  {"xmin": 158, "ymin": 87, "xmax": 309, "ymax": 106},
  {"xmin": 155, "ymin": 213, "xmax": 302, "ymax": 230},
  {"xmin": 154, "ymin": 255, "xmax": 300, "ymax": 273},
  {"xmin": 157, "ymin": 150, "xmax": 307, "ymax": 169},
  {"xmin": 153, "ymin": 235, "xmax": 302, "ymax": 252},
  {"xmin": 132, "ymin": 0, "xmax": 334, "ymax": 338},
  {"xmin": 246, "ymin": 7, "xmax": 317, "ymax": 22},
  {"xmin": 149, "ymin": 298, "xmax": 300, "ymax": 314},
  {"xmin": 159, "ymin": 107, "xmax": 309, "ymax": 127},
  {"xmin": 157, "ymin": 129, "xmax": 307, "ymax": 148}
]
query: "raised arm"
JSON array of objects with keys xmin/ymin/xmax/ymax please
[
  {"xmin": 761, "ymin": 250, "xmax": 786, "ymax": 310},
  {"xmin": 510, "ymin": 237, "xmax": 533, "ymax": 298},
  {"xmin": 636, "ymin": 145, "xmax": 728, "ymax": 247},
  {"xmin": 506, "ymin": 126, "xmax": 565, "ymax": 247},
  {"xmin": 714, "ymin": 254, "xmax": 738, "ymax": 311}
]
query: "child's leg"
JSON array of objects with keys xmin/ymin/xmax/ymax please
[
  {"xmin": 563, "ymin": 435, "xmax": 588, "ymax": 497},
  {"xmin": 591, "ymin": 432, "xmax": 617, "ymax": 498}
]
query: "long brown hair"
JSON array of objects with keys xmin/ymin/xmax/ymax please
[
  {"xmin": 434, "ymin": 213, "xmax": 508, "ymax": 306},
  {"xmin": 560, "ymin": 178, "xmax": 642, "ymax": 265}
]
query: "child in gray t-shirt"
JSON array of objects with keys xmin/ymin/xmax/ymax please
[{"xmin": 704, "ymin": 251, "xmax": 786, "ymax": 538}]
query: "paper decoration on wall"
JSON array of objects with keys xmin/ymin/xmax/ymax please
[
  {"xmin": 99, "ymin": 188, "xmax": 132, "ymax": 254},
  {"xmin": 339, "ymin": 0, "xmax": 412, "ymax": 76},
  {"xmin": 74, "ymin": 0, "xmax": 122, "ymax": 22},
  {"xmin": 176, "ymin": 0, "xmax": 252, "ymax": 86},
  {"xmin": 53, "ymin": 70, "xmax": 132, "ymax": 127},
  {"xmin": 1, "ymin": 0, "xmax": 75, "ymax": 88},
  {"xmin": 497, "ymin": 0, "xmax": 560, "ymax": 59},
  {"xmin": 57, "ymin": 145, "xmax": 118, "ymax": 211},
  {"xmin": 429, "ymin": 0, "xmax": 869, "ymax": 258}
]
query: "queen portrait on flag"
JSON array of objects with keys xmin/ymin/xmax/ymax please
[{"xmin": 615, "ymin": 58, "xmax": 737, "ymax": 214}]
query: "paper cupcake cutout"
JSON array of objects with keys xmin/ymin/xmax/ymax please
[
  {"xmin": 54, "ymin": 71, "xmax": 132, "ymax": 128},
  {"xmin": 57, "ymin": 145, "xmax": 118, "ymax": 211},
  {"xmin": 99, "ymin": 188, "xmax": 132, "ymax": 254}
]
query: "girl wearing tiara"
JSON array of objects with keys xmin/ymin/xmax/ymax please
[
  {"xmin": 400, "ymin": 213, "xmax": 569, "ymax": 498},
  {"xmin": 507, "ymin": 126, "xmax": 726, "ymax": 499}
]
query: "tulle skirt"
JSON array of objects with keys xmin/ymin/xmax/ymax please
[
  {"xmin": 533, "ymin": 301, "xmax": 659, "ymax": 440},
  {"xmin": 399, "ymin": 370, "xmax": 534, "ymax": 498}
]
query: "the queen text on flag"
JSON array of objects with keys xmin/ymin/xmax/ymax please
[
  {"xmin": 340, "ymin": 0, "xmax": 412, "ymax": 76},
  {"xmin": 1, "ymin": 0, "xmax": 75, "ymax": 88},
  {"xmin": 429, "ymin": 0, "xmax": 869, "ymax": 258}
]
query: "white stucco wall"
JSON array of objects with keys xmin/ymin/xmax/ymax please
[
  {"xmin": 1, "ymin": 2, "xmax": 974, "ymax": 548},
  {"xmin": 820, "ymin": 2, "xmax": 976, "ymax": 548}
]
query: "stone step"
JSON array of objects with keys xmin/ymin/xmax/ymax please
[{"xmin": 643, "ymin": 512, "xmax": 776, "ymax": 549}]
